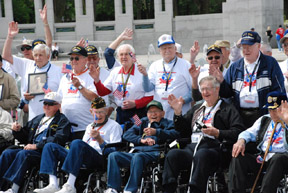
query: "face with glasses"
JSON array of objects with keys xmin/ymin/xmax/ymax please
[
  {"xmin": 199, "ymin": 80, "xmax": 220, "ymax": 107},
  {"xmin": 87, "ymin": 55, "xmax": 100, "ymax": 69},
  {"xmin": 241, "ymin": 43, "xmax": 261, "ymax": 63},
  {"xmin": 282, "ymin": 39, "xmax": 288, "ymax": 56},
  {"xmin": 91, "ymin": 107, "xmax": 107, "ymax": 124},
  {"xmin": 21, "ymin": 45, "xmax": 33, "ymax": 59},
  {"xmin": 43, "ymin": 101, "xmax": 60, "ymax": 117},
  {"xmin": 70, "ymin": 53, "xmax": 87, "ymax": 74},
  {"xmin": 147, "ymin": 106, "xmax": 165, "ymax": 123},
  {"xmin": 206, "ymin": 51, "xmax": 222, "ymax": 69}
]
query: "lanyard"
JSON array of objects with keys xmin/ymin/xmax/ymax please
[
  {"xmin": 71, "ymin": 68, "xmax": 88, "ymax": 79},
  {"xmin": 269, "ymin": 121, "xmax": 282, "ymax": 151},
  {"xmin": 202, "ymin": 99, "xmax": 220, "ymax": 123},
  {"xmin": 35, "ymin": 116, "xmax": 54, "ymax": 135},
  {"xmin": 162, "ymin": 58, "xmax": 177, "ymax": 91},
  {"xmin": 34, "ymin": 63, "xmax": 51, "ymax": 73},
  {"xmin": 244, "ymin": 60, "xmax": 260, "ymax": 92},
  {"xmin": 121, "ymin": 64, "xmax": 134, "ymax": 98}
]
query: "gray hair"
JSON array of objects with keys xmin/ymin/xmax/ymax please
[
  {"xmin": 33, "ymin": 44, "xmax": 50, "ymax": 56},
  {"xmin": 116, "ymin": 44, "xmax": 135, "ymax": 56},
  {"xmin": 199, "ymin": 76, "xmax": 220, "ymax": 88},
  {"xmin": 260, "ymin": 43, "xmax": 272, "ymax": 53}
]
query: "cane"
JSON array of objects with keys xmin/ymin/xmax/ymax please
[{"xmin": 250, "ymin": 121, "xmax": 283, "ymax": 193}]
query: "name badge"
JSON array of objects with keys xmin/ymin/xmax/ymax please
[
  {"xmin": 191, "ymin": 133, "xmax": 202, "ymax": 143},
  {"xmin": 161, "ymin": 91, "xmax": 169, "ymax": 100},
  {"xmin": 244, "ymin": 95, "xmax": 256, "ymax": 103}
]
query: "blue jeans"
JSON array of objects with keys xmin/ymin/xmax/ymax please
[
  {"xmin": 0, "ymin": 148, "xmax": 41, "ymax": 186},
  {"xmin": 276, "ymin": 34, "xmax": 282, "ymax": 51},
  {"xmin": 107, "ymin": 151, "xmax": 159, "ymax": 193},
  {"xmin": 40, "ymin": 140, "xmax": 103, "ymax": 177}
]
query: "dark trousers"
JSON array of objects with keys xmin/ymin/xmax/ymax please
[
  {"xmin": 162, "ymin": 141, "xmax": 220, "ymax": 193},
  {"xmin": 239, "ymin": 108, "xmax": 261, "ymax": 129},
  {"xmin": 228, "ymin": 153, "xmax": 288, "ymax": 193}
]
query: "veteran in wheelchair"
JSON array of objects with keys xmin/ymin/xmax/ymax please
[
  {"xmin": 162, "ymin": 76, "xmax": 245, "ymax": 193},
  {"xmin": 0, "ymin": 92, "xmax": 71, "ymax": 193}
]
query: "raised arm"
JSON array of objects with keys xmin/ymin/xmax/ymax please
[
  {"xmin": 109, "ymin": 28, "xmax": 133, "ymax": 50},
  {"xmin": 39, "ymin": 4, "xmax": 52, "ymax": 49},
  {"xmin": 2, "ymin": 22, "xmax": 19, "ymax": 64}
]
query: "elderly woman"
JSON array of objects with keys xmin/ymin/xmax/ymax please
[{"xmin": 91, "ymin": 43, "xmax": 153, "ymax": 125}]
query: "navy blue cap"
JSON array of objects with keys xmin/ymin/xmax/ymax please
[
  {"xmin": 241, "ymin": 31, "xmax": 261, "ymax": 45},
  {"xmin": 32, "ymin": 39, "xmax": 46, "ymax": 49},
  {"xmin": 263, "ymin": 91, "xmax": 287, "ymax": 109}
]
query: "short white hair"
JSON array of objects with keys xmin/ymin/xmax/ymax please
[
  {"xmin": 33, "ymin": 44, "xmax": 50, "ymax": 56},
  {"xmin": 116, "ymin": 44, "xmax": 135, "ymax": 56}
]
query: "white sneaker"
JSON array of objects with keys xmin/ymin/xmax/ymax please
[
  {"xmin": 33, "ymin": 184, "xmax": 60, "ymax": 193},
  {"xmin": 104, "ymin": 188, "xmax": 118, "ymax": 193},
  {"xmin": 123, "ymin": 191, "xmax": 132, "ymax": 193},
  {"xmin": 0, "ymin": 189, "xmax": 14, "ymax": 193},
  {"xmin": 55, "ymin": 183, "xmax": 76, "ymax": 193}
]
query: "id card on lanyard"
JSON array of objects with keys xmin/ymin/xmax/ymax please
[{"xmin": 161, "ymin": 58, "xmax": 177, "ymax": 99}]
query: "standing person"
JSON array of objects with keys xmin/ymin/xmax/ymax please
[
  {"xmin": 228, "ymin": 91, "xmax": 288, "ymax": 193},
  {"xmin": 57, "ymin": 46, "xmax": 98, "ymax": 139},
  {"xmin": 266, "ymin": 26, "xmax": 273, "ymax": 44},
  {"xmin": 51, "ymin": 42, "xmax": 59, "ymax": 61},
  {"xmin": 33, "ymin": 97, "xmax": 122, "ymax": 193},
  {"xmin": 162, "ymin": 76, "xmax": 245, "ymax": 193},
  {"xmin": 214, "ymin": 40, "xmax": 232, "ymax": 69},
  {"xmin": 105, "ymin": 100, "xmax": 180, "ymax": 193},
  {"xmin": 138, "ymin": 34, "xmax": 192, "ymax": 120},
  {"xmin": 212, "ymin": 31, "xmax": 285, "ymax": 128},
  {"xmin": 279, "ymin": 34, "xmax": 288, "ymax": 96},
  {"xmin": 0, "ymin": 92, "xmax": 71, "ymax": 193},
  {"xmin": 276, "ymin": 25, "xmax": 285, "ymax": 51},
  {"xmin": 2, "ymin": 21, "xmax": 62, "ymax": 121}
]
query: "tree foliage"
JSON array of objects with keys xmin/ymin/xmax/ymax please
[
  {"xmin": 133, "ymin": 0, "xmax": 154, "ymax": 20},
  {"xmin": 12, "ymin": 0, "xmax": 35, "ymax": 23},
  {"xmin": 53, "ymin": 0, "xmax": 75, "ymax": 23},
  {"xmin": 93, "ymin": 0, "xmax": 115, "ymax": 21}
]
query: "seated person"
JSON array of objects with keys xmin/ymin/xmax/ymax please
[
  {"xmin": 33, "ymin": 97, "xmax": 123, "ymax": 193},
  {"xmin": 162, "ymin": 76, "xmax": 245, "ymax": 193},
  {"xmin": 0, "ymin": 107, "xmax": 14, "ymax": 154},
  {"xmin": 105, "ymin": 100, "xmax": 180, "ymax": 193},
  {"xmin": 229, "ymin": 91, "xmax": 288, "ymax": 193},
  {"xmin": 0, "ymin": 92, "xmax": 71, "ymax": 193}
]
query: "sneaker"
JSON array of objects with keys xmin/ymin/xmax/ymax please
[
  {"xmin": 0, "ymin": 189, "xmax": 14, "ymax": 193},
  {"xmin": 123, "ymin": 191, "xmax": 132, "ymax": 193},
  {"xmin": 104, "ymin": 188, "xmax": 118, "ymax": 193},
  {"xmin": 55, "ymin": 183, "xmax": 76, "ymax": 193},
  {"xmin": 33, "ymin": 184, "xmax": 60, "ymax": 193}
]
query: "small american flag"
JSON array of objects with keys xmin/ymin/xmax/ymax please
[
  {"xmin": 42, "ymin": 82, "xmax": 51, "ymax": 94},
  {"xmin": 61, "ymin": 63, "xmax": 72, "ymax": 74},
  {"xmin": 113, "ymin": 85, "xmax": 124, "ymax": 100},
  {"xmin": 131, "ymin": 114, "xmax": 142, "ymax": 126},
  {"xmin": 85, "ymin": 39, "xmax": 89, "ymax": 47}
]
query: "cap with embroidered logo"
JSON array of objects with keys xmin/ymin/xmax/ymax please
[
  {"xmin": 39, "ymin": 92, "xmax": 62, "ymax": 104},
  {"xmin": 32, "ymin": 39, "xmax": 46, "ymax": 49},
  {"xmin": 206, "ymin": 44, "xmax": 222, "ymax": 55},
  {"xmin": 85, "ymin": 45, "xmax": 98, "ymax": 55},
  {"xmin": 158, "ymin": 34, "xmax": 175, "ymax": 48},
  {"xmin": 263, "ymin": 91, "xmax": 287, "ymax": 109},
  {"xmin": 91, "ymin": 97, "xmax": 106, "ymax": 109},
  {"xmin": 241, "ymin": 31, "xmax": 261, "ymax": 45},
  {"xmin": 68, "ymin": 46, "xmax": 88, "ymax": 57}
]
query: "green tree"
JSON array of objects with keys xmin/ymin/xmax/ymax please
[
  {"xmin": 12, "ymin": 0, "xmax": 35, "ymax": 23},
  {"xmin": 53, "ymin": 0, "xmax": 75, "ymax": 23},
  {"xmin": 93, "ymin": 0, "xmax": 115, "ymax": 21},
  {"xmin": 133, "ymin": 0, "xmax": 154, "ymax": 20}
]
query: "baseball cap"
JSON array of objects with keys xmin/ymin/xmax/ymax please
[
  {"xmin": 91, "ymin": 97, "xmax": 106, "ymax": 109},
  {"xmin": 16, "ymin": 39, "xmax": 33, "ymax": 52},
  {"xmin": 32, "ymin": 39, "xmax": 46, "ymax": 49},
  {"xmin": 214, "ymin": 40, "xmax": 231, "ymax": 49},
  {"xmin": 280, "ymin": 34, "xmax": 288, "ymax": 44},
  {"xmin": 68, "ymin": 46, "xmax": 88, "ymax": 57},
  {"xmin": 85, "ymin": 45, "xmax": 98, "ymax": 55},
  {"xmin": 158, "ymin": 34, "xmax": 175, "ymax": 48},
  {"xmin": 39, "ymin": 92, "xmax": 62, "ymax": 104},
  {"xmin": 240, "ymin": 31, "xmax": 261, "ymax": 45},
  {"xmin": 175, "ymin": 43, "xmax": 182, "ymax": 54},
  {"xmin": 206, "ymin": 44, "xmax": 222, "ymax": 55},
  {"xmin": 147, "ymin": 100, "xmax": 163, "ymax": 111},
  {"xmin": 263, "ymin": 91, "xmax": 287, "ymax": 109}
]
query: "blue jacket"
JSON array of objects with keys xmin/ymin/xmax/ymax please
[
  {"xmin": 220, "ymin": 52, "xmax": 285, "ymax": 115},
  {"xmin": 123, "ymin": 117, "xmax": 180, "ymax": 152},
  {"xmin": 13, "ymin": 110, "xmax": 71, "ymax": 151}
]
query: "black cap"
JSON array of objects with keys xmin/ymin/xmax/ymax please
[
  {"xmin": 32, "ymin": 39, "xmax": 46, "ymax": 49},
  {"xmin": 263, "ymin": 91, "xmax": 287, "ymax": 109},
  {"xmin": 85, "ymin": 45, "xmax": 98, "ymax": 55},
  {"xmin": 91, "ymin": 97, "xmax": 106, "ymax": 109},
  {"xmin": 207, "ymin": 44, "xmax": 222, "ymax": 55},
  {"xmin": 68, "ymin": 46, "xmax": 88, "ymax": 57}
]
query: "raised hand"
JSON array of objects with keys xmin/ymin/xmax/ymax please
[
  {"xmin": 77, "ymin": 37, "xmax": 86, "ymax": 47},
  {"xmin": 39, "ymin": 4, "xmax": 48, "ymax": 23},
  {"xmin": 189, "ymin": 41, "xmax": 200, "ymax": 64},
  {"xmin": 277, "ymin": 100, "xmax": 288, "ymax": 123},
  {"xmin": 8, "ymin": 21, "xmax": 19, "ymax": 38},
  {"xmin": 167, "ymin": 94, "xmax": 183, "ymax": 115},
  {"xmin": 189, "ymin": 63, "xmax": 200, "ymax": 81},
  {"xmin": 120, "ymin": 28, "xmax": 133, "ymax": 41},
  {"xmin": 89, "ymin": 66, "xmax": 100, "ymax": 83},
  {"xmin": 209, "ymin": 65, "xmax": 224, "ymax": 83}
]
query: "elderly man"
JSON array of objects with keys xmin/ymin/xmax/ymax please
[
  {"xmin": 214, "ymin": 40, "xmax": 232, "ymax": 69},
  {"xmin": 279, "ymin": 34, "xmax": 288, "ymax": 96},
  {"xmin": 229, "ymin": 91, "xmax": 288, "ymax": 193},
  {"xmin": 33, "ymin": 97, "xmax": 122, "ymax": 193},
  {"xmin": 162, "ymin": 76, "xmax": 245, "ymax": 193},
  {"xmin": 138, "ymin": 34, "xmax": 192, "ymax": 120},
  {"xmin": 213, "ymin": 31, "xmax": 285, "ymax": 128},
  {"xmin": 0, "ymin": 107, "xmax": 14, "ymax": 154},
  {"xmin": 260, "ymin": 43, "xmax": 273, "ymax": 56},
  {"xmin": 57, "ymin": 46, "xmax": 98, "ymax": 139},
  {"xmin": 0, "ymin": 55, "xmax": 20, "ymax": 111},
  {"xmin": 2, "ymin": 22, "xmax": 62, "ymax": 121},
  {"xmin": 0, "ymin": 92, "xmax": 70, "ymax": 193},
  {"xmin": 105, "ymin": 100, "xmax": 180, "ymax": 193}
]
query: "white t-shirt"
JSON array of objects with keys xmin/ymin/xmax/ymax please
[
  {"xmin": 197, "ymin": 63, "xmax": 228, "ymax": 86},
  {"xmin": 279, "ymin": 59, "xmax": 288, "ymax": 96},
  {"xmin": 103, "ymin": 64, "xmax": 153, "ymax": 107},
  {"xmin": 99, "ymin": 67, "xmax": 110, "ymax": 106},
  {"xmin": 52, "ymin": 45, "xmax": 59, "ymax": 51},
  {"xmin": 148, "ymin": 57, "xmax": 192, "ymax": 120},
  {"xmin": 82, "ymin": 119, "xmax": 123, "ymax": 155},
  {"xmin": 11, "ymin": 56, "xmax": 62, "ymax": 121},
  {"xmin": 58, "ymin": 70, "xmax": 97, "ymax": 132},
  {"xmin": 2, "ymin": 60, "xmax": 16, "ymax": 78}
]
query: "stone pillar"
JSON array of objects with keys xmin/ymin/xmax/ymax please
[
  {"xmin": 74, "ymin": 0, "xmax": 94, "ymax": 41},
  {"xmin": 154, "ymin": 0, "xmax": 173, "ymax": 34},
  {"xmin": 222, "ymin": 0, "xmax": 283, "ymax": 47},
  {"xmin": 34, "ymin": 0, "xmax": 44, "ymax": 39},
  {"xmin": 0, "ymin": 0, "xmax": 13, "ymax": 38},
  {"xmin": 114, "ymin": 0, "xmax": 133, "ymax": 34}
]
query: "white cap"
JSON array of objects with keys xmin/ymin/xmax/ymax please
[
  {"xmin": 39, "ymin": 92, "xmax": 62, "ymax": 103},
  {"xmin": 157, "ymin": 34, "xmax": 175, "ymax": 48},
  {"xmin": 175, "ymin": 43, "xmax": 182, "ymax": 54},
  {"xmin": 16, "ymin": 39, "xmax": 33, "ymax": 52}
]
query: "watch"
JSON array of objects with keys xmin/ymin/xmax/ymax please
[{"xmin": 78, "ymin": 85, "xmax": 83, "ymax": 90}]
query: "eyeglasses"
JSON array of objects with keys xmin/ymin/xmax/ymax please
[
  {"xmin": 93, "ymin": 111, "xmax": 106, "ymax": 115},
  {"xmin": 70, "ymin": 57, "xmax": 80, "ymax": 61},
  {"xmin": 87, "ymin": 56, "xmax": 98, "ymax": 61},
  {"xmin": 20, "ymin": 46, "xmax": 32, "ymax": 51},
  {"xmin": 283, "ymin": 43, "xmax": 288, "ymax": 47},
  {"xmin": 43, "ymin": 102, "xmax": 58, "ymax": 106},
  {"xmin": 147, "ymin": 110, "xmax": 162, "ymax": 114},
  {"xmin": 207, "ymin": 56, "xmax": 221, "ymax": 60},
  {"xmin": 200, "ymin": 87, "xmax": 215, "ymax": 92}
]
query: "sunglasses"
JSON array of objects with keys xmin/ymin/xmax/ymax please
[
  {"xmin": 20, "ymin": 46, "xmax": 32, "ymax": 51},
  {"xmin": 207, "ymin": 56, "xmax": 221, "ymax": 60},
  {"xmin": 70, "ymin": 57, "xmax": 80, "ymax": 61},
  {"xmin": 43, "ymin": 102, "xmax": 58, "ymax": 106}
]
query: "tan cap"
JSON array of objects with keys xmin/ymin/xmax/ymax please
[
  {"xmin": 16, "ymin": 39, "xmax": 33, "ymax": 52},
  {"xmin": 214, "ymin": 40, "xmax": 230, "ymax": 48},
  {"xmin": 280, "ymin": 34, "xmax": 288, "ymax": 44}
]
